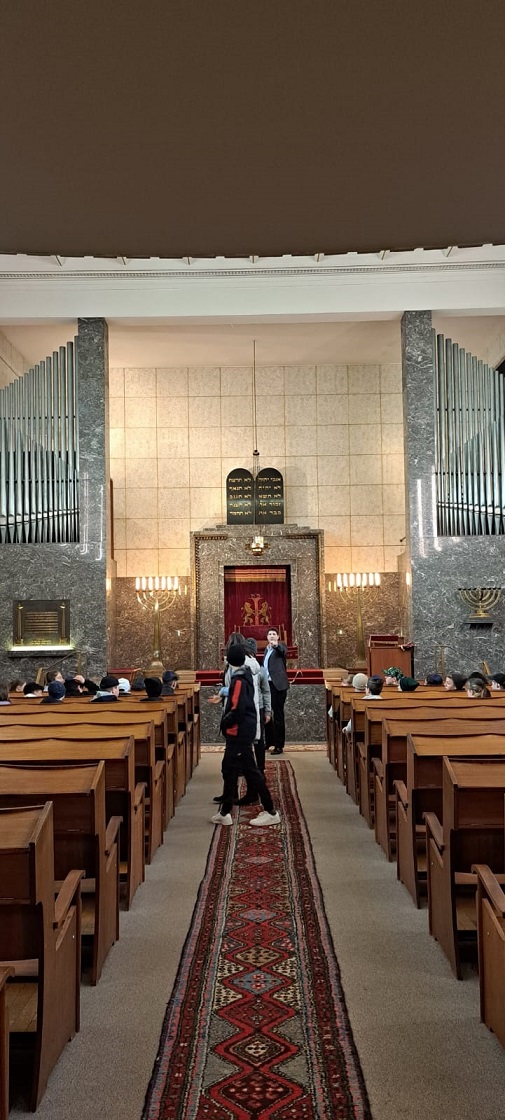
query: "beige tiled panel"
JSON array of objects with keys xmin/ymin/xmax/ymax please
[
  {"xmin": 384, "ymin": 546, "xmax": 404, "ymax": 572},
  {"xmin": 317, "ymin": 426, "xmax": 349, "ymax": 455},
  {"xmin": 285, "ymin": 395, "xmax": 316, "ymax": 426},
  {"xmin": 125, "ymin": 428, "xmax": 157, "ymax": 458},
  {"xmin": 124, "ymin": 397, "xmax": 157, "ymax": 428},
  {"xmin": 381, "ymin": 454, "xmax": 405, "ymax": 485},
  {"xmin": 158, "ymin": 518, "xmax": 191, "ymax": 549},
  {"xmin": 113, "ymin": 519, "xmax": 126, "ymax": 550},
  {"xmin": 157, "ymin": 397, "xmax": 189, "ymax": 427},
  {"xmin": 350, "ymin": 486, "xmax": 383, "ymax": 514},
  {"xmin": 263, "ymin": 454, "xmax": 287, "ymax": 473},
  {"xmin": 157, "ymin": 458, "xmax": 190, "ymax": 487},
  {"xmin": 284, "ymin": 366, "xmax": 316, "ymax": 395},
  {"xmin": 285, "ymin": 486, "xmax": 318, "ymax": 518},
  {"xmin": 256, "ymin": 426, "xmax": 286, "ymax": 454},
  {"xmin": 109, "ymin": 397, "xmax": 125, "ymax": 428},
  {"xmin": 284, "ymin": 456, "xmax": 318, "ymax": 486},
  {"xmin": 189, "ymin": 396, "xmax": 221, "ymax": 428},
  {"xmin": 349, "ymin": 455, "xmax": 382, "ymax": 486},
  {"xmin": 382, "ymin": 484, "xmax": 406, "ymax": 515},
  {"xmin": 158, "ymin": 548, "xmax": 190, "ymax": 576},
  {"xmin": 110, "ymin": 428, "xmax": 126, "ymax": 458},
  {"xmin": 125, "ymin": 368, "xmax": 156, "ymax": 397},
  {"xmin": 383, "ymin": 515, "xmax": 406, "ymax": 546},
  {"xmin": 126, "ymin": 488, "xmax": 158, "ymax": 519},
  {"xmin": 157, "ymin": 428, "xmax": 189, "ymax": 458},
  {"xmin": 188, "ymin": 367, "xmax": 221, "ymax": 396},
  {"xmin": 220, "ymin": 367, "xmax": 253, "ymax": 396},
  {"xmin": 351, "ymin": 545, "xmax": 385, "ymax": 571},
  {"xmin": 125, "ymin": 458, "xmax": 159, "ymax": 488},
  {"xmin": 348, "ymin": 395, "xmax": 381, "ymax": 425},
  {"xmin": 317, "ymin": 456, "xmax": 350, "ymax": 486},
  {"xmin": 324, "ymin": 545, "xmax": 352, "ymax": 572},
  {"xmin": 316, "ymin": 395, "xmax": 349, "ymax": 425},
  {"xmin": 285, "ymin": 426, "xmax": 317, "ymax": 456},
  {"xmin": 189, "ymin": 426, "xmax": 222, "ymax": 458},
  {"xmin": 221, "ymin": 456, "xmax": 253, "ymax": 484},
  {"xmin": 381, "ymin": 425, "xmax": 405, "ymax": 455},
  {"xmin": 381, "ymin": 393, "xmax": 404, "ymax": 425},
  {"xmin": 190, "ymin": 458, "xmax": 222, "ymax": 487},
  {"xmin": 126, "ymin": 549, "xmax": 159, "ymax": 577},
  {"xmin": 318, "ymin": 485, "xmax": 350, "ymax": 516},
  {"xmin": 318, "ymin": 516, "xmax": 351, "ymax": 546},
  {"xmin": 222, "ymin": 396, "xmax": 255, "ymax": 427},
  {"xmin": 349, "ymin": 424, "xmax": 381, "ymax": 455},
  {"xmin": 114, "ymin": 550, "xmax": 127, "ymax": 577},
  {"xmin": 255, "ymin": 367, "xmax": 284, "ymax": 395},
  {"xmin": 126, "ymin": 520, "xmax": 159, "ymax": 549},
  {"xmin": 112, "ymin": 487, "xmax": 125, "ymax": 518},
  {"xmin": 350, "ymin": 515, "xmax": 384, "ymax": 546},
  {"xmin": 109, "ymin": 368, "xmax": 125, "ymax": 395},
  {"xmin": 380, "ymin": 363, "xmax": 402, "ymax": 393},
  {"xmin": 158, "ymin": 489, "xmax": 191, "ymax": 518},
  {"xmin": 255, "ymin": 395, "xmax": 285, "ymax": 426},
  {"xmin": 190, "ymin": 488, "xmax": 223, "ymax": 520},
  {"xmin": 316, "ymin": 365, "xmax": 348, "ymax": 395},
  {"xmin": 110, "ymin": 458, "xmax": 125, "ymax": 487},
  {"xmin": 347, "ymin": 364, "xmax": 380, "ymax": 393},
  {"xmin": 156, "ymin": 368, "xmax": 189, "ymax": 396}
]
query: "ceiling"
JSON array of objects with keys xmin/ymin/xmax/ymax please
[
  {"xmin": 2, "ymin": 1, "xmax": 505, "ymax": 259},
  {"xmin": 4, "ymin": 315, "xmax": 505, "ymax": 369}
]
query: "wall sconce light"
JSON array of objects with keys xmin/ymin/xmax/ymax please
[{"xmin": 249, "ymin": 534, "xmax": 267, "ymax": 555}]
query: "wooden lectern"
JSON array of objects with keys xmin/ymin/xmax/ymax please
[{"xmin": 367, "ymin": 635, "xmax": 413, "ymax": 678}]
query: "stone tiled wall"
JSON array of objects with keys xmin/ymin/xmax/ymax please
[{"xmin": 109, "ymin": 363, "xmax": 405, "ymax": 580}]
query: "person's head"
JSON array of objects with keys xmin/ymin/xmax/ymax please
[
  {"xmin": 351, "ymin": 672, "xmax": 368, "ymax": 692},
  {"xmin": 366, "ymin": 675, "xmax": 384, "ymax": 696},
  {"xmin": 491, "ymin": 672, "xmax": 505, "ymax": 691},
  {"xmin": 383, "ymin": 667, "xmax": 402, "ymax": 686},
  {"xmin": 466, "ymin": 679, "xmax": 491, "ymax": 699},
  {"xmin": 227, "ymin": 644, "xmax": 246, "ymax": 669},
  {"xmin": 45, "ymin": 670, "xmax": 64, "ymax": 686},
  {"xmin": 131, "ymin": 673, "xmax": 145, "ymax": 692},
  {"xmin": 444, "ymin": 672, "xmax": 467, "ymax": 691},
  {"xmin": 118, "ymin": 677, "xmax": 131, "ymax": 694},
  {"xmin": 267, "ymin": 628, "xmax": 280, "ymax": 647},
  {"xmin": 398, "ymin": 676, "xmax": 419, "ymax": 692},
  {"xmin": 9, "ymin": 678, "xmax": 26, "ymax": 693},
  {"xmin": 244, "ymin": 638, "xmax": 258, "ymax": 657},
  {"xmin": 64, "ymin": 676, "xmax": 84, "ymax": 696},
  {"xmin": 225, "ymin": 632, "xmax": 246, "ymax": 653},
  {"xmin": 23, "ymin": 680, "xmax": 44, "ymax": 696},
  {"xmin": 467, "ymin": 672, "xmax": 490, "ymax": 687},
  {"xmin": 162, "ymin": 670, "xmax": 178, "ymax": 685},
  {"xmin": 99, "ymin": 675, "xmax": 120, "ymax": 697},
  {"xmin": 144, "ymin": 677, "xmax": 163, "ymax": 698},
  {"xmin": 0, "ymin": 685, "xmax": 10, "ymax": 703},
  {"xmin": 425, "ymin": 673, "xmax": 443, "ymax": 686},
  {"xmin": 47, "ymin": 680, "xmax": 66, "ymax": 701}
]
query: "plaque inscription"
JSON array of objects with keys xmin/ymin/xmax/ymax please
[
  {"xmin": 255, "ymin": 468, "xmax": 284, "ymax": 524},
  {"xmin": 226, "ymin": 468, "xmax": 255, "ymax": 524}
]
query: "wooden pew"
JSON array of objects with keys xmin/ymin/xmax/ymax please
[
  {"xmin": 0, "ymin": 803, "xmax": 82, "ymax": 1110},
  {"xmin": 0, "ymin": 719, "xmax": 162, "ymax": 865},
  {"xmin": 0, "ymin": 739, "xmax": 144, "ymax": 910},
  {"xmin": 374, "ymin": 711, "xmax": 505, "ymax": 860},
  {"xmin": 0, "ymin": 762, "xmax": 121, "ymax": 985},
  {"xmin": 474, "ymin": 860, "xmax": 505, "ymax": 1049},
  {"xmin": 425, "ymin": 757, "xmax": 505, "ymax": 977},
  {"xmin": 396, "ymin": 731, "xmax": 505, "ymax": 907},
  {"xmin": 0, "ymin": 967, "xmax": 13, "ymax": 1120}
]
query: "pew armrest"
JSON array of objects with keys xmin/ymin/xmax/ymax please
[
  {"xmin": 54, "ymin": 869, "xmax": 84, "ymax": 929},
  {"xmin": 394, "ymin": 780, "xmax": 408, "ymax": 809},
  {"xmin": 424, "ymin": 812, "xmax": 444, "ymax": 852},
  {"xmin": 105, "ymin": 815, "xmax": 122, "ymax": 856},
  {"xmin": 473, "ymin": 864, "xmax": 505, "ymax": 916},
  {"xmin": 372, "ymin": 757, "xmax": 384, "ymax": 780},
  {"xmin": 134, "ymin": 782, "xmax": 147, "ymax": 808}
]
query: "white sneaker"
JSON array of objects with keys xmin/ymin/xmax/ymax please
[
  {"xmin": 211, "ymin": 812, "xmax": 233, "ymax": 826},
  {"xmin": 249, "ymin": 811, "xmax": 281, "ymax": 827}
]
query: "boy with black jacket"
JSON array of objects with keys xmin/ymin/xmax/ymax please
[{"xmin": 211, "ymin": 644, "xmax": 280, "ymax": 828}]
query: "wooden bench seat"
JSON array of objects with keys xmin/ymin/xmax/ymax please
[{"xmin": 474, "ymin": 861, "xmax": 505, "ymax": 1049}]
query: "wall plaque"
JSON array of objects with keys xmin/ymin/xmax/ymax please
[
  {"xmin": 226, "ymin": 468, "xmax": 255, "ymax": 524},
  {"xmin": 13, "ymin": 599, "xmax": 71, "ymax": 646},
  {"xmin": 255, "ymin": 468, "xmax": 284, "ymax": 524}
]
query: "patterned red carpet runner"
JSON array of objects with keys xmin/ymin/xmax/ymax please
[{"xmin": 143, "ymin": 761, "xmax": 372, "ymax": 1120}]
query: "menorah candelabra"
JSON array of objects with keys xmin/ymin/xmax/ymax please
[
  {"xmin": 135, "ymin": 576, "xmax": 188, "ymax": 675},
  {"xmin": 458, "ymin": 587, "xmax": 502, "ymax": 620},
  {"xmin": 328, "ymin": 572, "xmax": 381, "ymax": 668}
]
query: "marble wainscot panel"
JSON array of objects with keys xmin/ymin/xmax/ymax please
[
  {"xmin": 200, "ymin": 683, "xmax": 326, "ymax": 744},
  {"xmin": 0, "ymin": 319, "xmax": 112, "ymax": 684},
  {"xmin": 401, "ymin": 311, "xmax": 505, "ymax": 677},
  {"xmin": 325, "ymin": 573, "xmax": 402, "ymax": 669},
  {"xmin": 192, "ymin": 524, "xmax": 325, "ymax": 669},
  {"xmin": 112, "ymin": 578, "xmax": 192, "ymax": 671}
]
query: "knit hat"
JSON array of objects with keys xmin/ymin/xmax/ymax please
[
  {"xmin": 47, "ymin": 680, "xmax": 65, "ymax": 700},
  {"xmin": 118, "ymin": 677, "xmax": 131, "ymax": 694},
  {"xmin": 99, "ymin": 675, "xmax": 119, "ymax": 690},
  {"xmin": 131, "ymin": 675, "xmax": 145, "ymax": 691},
  {"xmin": 384, "ymin": 666, "xmax": 402, "ymax": 680},
  {"xmin": 352, "ymin": 672, "xmax": 368, "ymax": 691},
  {"xmin": 162, "ymin": 670, "xmax": 178, "ymax": 684},
  {"xmin": 144, "ymin": 677, "xmax": 162, "ymax": 698},
  {"xmin": 227, "ymin": 645, "xmax": 246, "ymax": 667},
  {"xmin": 398, "ymin": 676, "xmax": 419, "ymax": 691},
  {"xmin": 425, "ymin": 673, "xmax": 443, "ymax": 685}
]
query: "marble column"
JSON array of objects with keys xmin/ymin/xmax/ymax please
[{"xmin": 402, "ymin": 311, "xmax": 505, "ymax": 678}]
